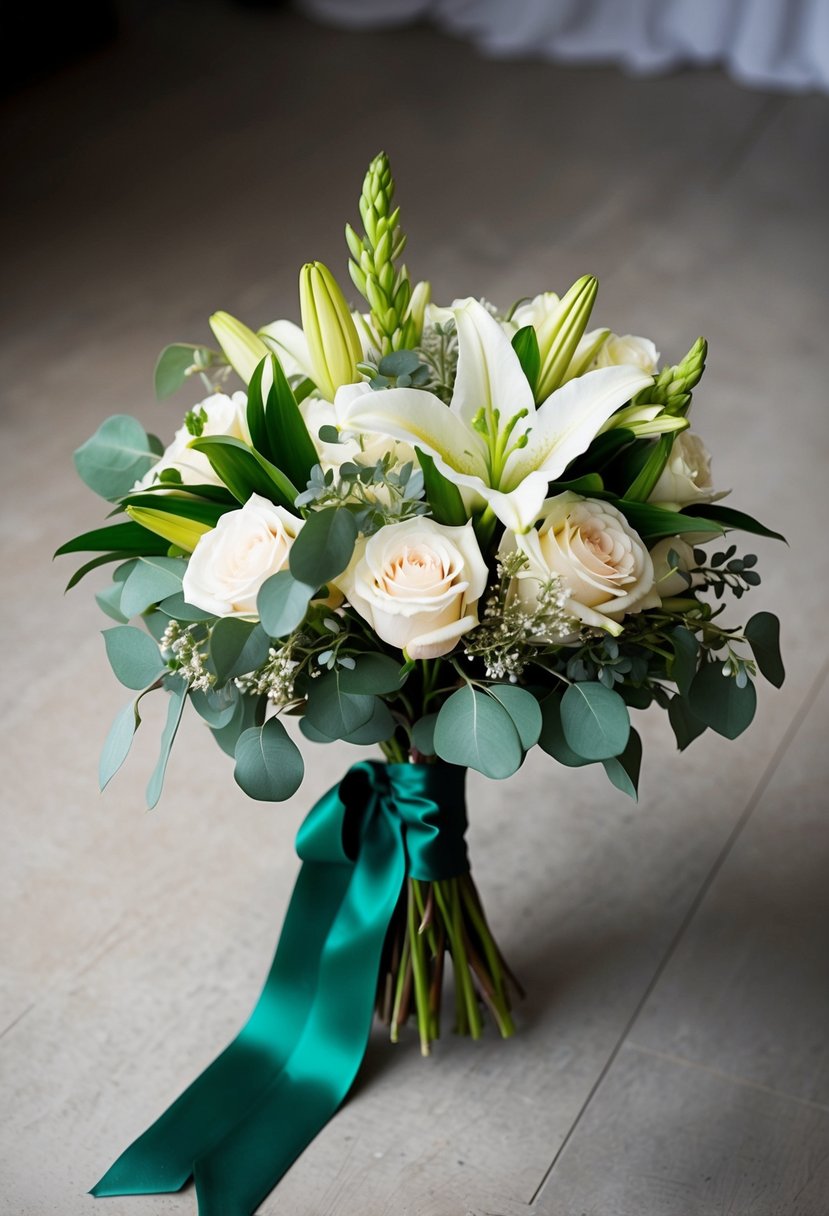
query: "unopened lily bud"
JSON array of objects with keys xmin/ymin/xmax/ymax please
[
  {"xmin": 535, "ymin": 275, "xmax": 598, "ymax": 401},
  {"xmin": 209, "ymin": 311, "xmax": 269, "ymax": 385},
  {"xmin": 408, "ymin": 280, "xmax": 430, "ymax": 342},
  {"xmin": 299, "ymin": 261, "xmax": 362, "ymax": 401}
]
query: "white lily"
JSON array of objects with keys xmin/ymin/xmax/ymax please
[{"xmin": 340, "ymin": 298, "xmax": 653, "ymax": 532}]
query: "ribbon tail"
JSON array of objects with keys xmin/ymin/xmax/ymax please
[
  {"xmin": 193, "ymin": 814, "xmax": 405, "ymax": 1216},
  {"xmin": 91, "ymin": 801, "xmax": 354, "ymax": 1196}
]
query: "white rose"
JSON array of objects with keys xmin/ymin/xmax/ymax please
[
  {"xmin": 508, "ymin": 492, "xmax": 659, "ymax": 637},
  {"xmin": 648, "ymin": 431, "xmax": 729, "ymax": 511},
  {"xmin": 136, "ymin": 392, "xmax": 250, "ymax": 490},
  {"xmin": 182, "ymin": 493, "xmax": 303, "ymax": 618},
  {"xmin": 649, "ymin": 536, "xmax": 705, "ymax": 599},
  {"xmin": 337, "ymin": 517, "xmax": 488, "ymax": 660},
  {"xmin": 594, "ymin": 333, "xmax": 660, "ymax": 374}
]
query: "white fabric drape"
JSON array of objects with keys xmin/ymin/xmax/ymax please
[{"xmin": 299, "ymin": 0, "xmax": 829, "ymax": 92}]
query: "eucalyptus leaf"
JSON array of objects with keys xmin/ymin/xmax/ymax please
[
  {"xmin": 486, "ymin": 684, "xmax": 543, "ymax": 750},
  {"xmin": 434, "ymin": 686, "xmax": 523, "ymax": 779},
  {"xmin": 304, "ymin": 669, "xmax": 375, "ymax": 739},
  {"xmin": 210, "ymin": 693, "xmax": 264, "ymax": 757},
  {"xmin": 689, "ymin": 663, "xmax": 757, "ymax": 739},
  {"xmin": 74, "ymin": 415, "xmax": 158, "ymax": 501},
  {"xmin": 103, "ymin": 626, "xmax": 166, "ymax": 690},
  {"xmin": 234, "ymin": 718, "xmax": 304, "ymax": 802},
  {"xmin": 538, "ymin": 695, "xmax": 594, "ymax": 767},
  {"xmin": 146, "ymin": 677, "xmax": 188, "ymax": 809},
  {"xmin": 96, "ymin": 582, "xmax": 129, "ymax": 623},
  {"xmin": 154, "ymin": 343, "xmax": 211, "ymax": 399},
  {"xmin": 412, "ymin": 713, "xmax": 438, "ymax": 756},
  {"xmin": 119, "ymin": 556, "xmax": 186, "ymax": 619},
  {"xmin": 257, "ymin": 571, "xmax": 314, "ymax": 637},
  {"xmin": 560, "ymin": 681, "xmax": 630, "ymax": 761},
  {"xmin": 190, "ymin": 682, "xmax": 240, "ymax": 729},
  {"xmin": 342, "ymin": 699, "xmax": 396, "ymax": 745},
  {"xmin": 668, "ymin": 694, "xmax": 707, "ymax": 751},
  {"xmin": 289, "ymin": 507, "xmax": 358, "ymax": 588},
  {"xmin": 744, "ymin": 612, "xmax": 785, "ymax": 688},
  {"xmin": 158, "ymin": 592, "xmax": 216, "ymax": 623},
  {"xmin": 99, "ymin": 696, "xmax": 143, "ymax": 790},
  {"xmin": 337, "ymin": 653, "xmax": 406, "ymax": 695},
  {"xmin": 209, "ymin": 619, "xmax": 271, "ymax": 686},
  {"xmin": 601, "ymin": 728, "xmax": 643, "ymax": 800}
]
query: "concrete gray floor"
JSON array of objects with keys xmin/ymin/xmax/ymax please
[{"xmin": 2, "ymin": 5, "xmax": 828, "ymax": 1214}]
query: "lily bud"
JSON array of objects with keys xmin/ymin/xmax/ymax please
[
  {"xmin": 408, "ymin": 280, "xmax": 431, "ymax": 343},
  {"xmin": 209, "ymin": 312, "xmax": 269, "ymax": 385},
  {"xmin": 299, "ymin": 262, "xmax": 363, "ymax": 401},
  {"xmin": 535, "ymin": 275, "xmax": 598, "ymax": 402}
]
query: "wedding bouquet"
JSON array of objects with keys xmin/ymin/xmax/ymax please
[{"xmin": 59, "ymin": 153, "xmax": 784, "ymax": 1213}]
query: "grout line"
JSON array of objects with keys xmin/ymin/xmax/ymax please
[
  {"xmin": 623, "ymin": 1040, "xmax": 829, "ymax": 1116},
  {"xmin": 528, "ymin": 656, "xmax": 829, "ymax": 1206}
]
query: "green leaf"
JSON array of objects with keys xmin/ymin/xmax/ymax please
[
  {"xmin": 560, "ymin": 681, "xmax": 630, "ymax": 760},
  {"xmin": 623, "ymin": 433, "xmax": 675, "ymax": 502},
  {"xmin": 538, "ymin": 694, "xmax": 594, "ymax": 767},
  {"xmin": 146, "ymin": 677, "xmax": 188, "ymax": 809},
  {"xmin": 119, "ymin": 494, "xmax": 232, "ymax": 527},
  {"xmin": 99, "ymin": 693, "xmax": 148, "ymax": 790},
  {"xmin": 119, "ymin": 556, "xmax": 186, "ymax": 618},
  {"xmin": 412, "ymin": 713, "xmax": 438, "ymax": 755},
  {"xmin": 74, "ymin": 415, "xmax": 158, "ymax": 500},
  {"xmin": 337, "ymin": 653, "xmax": 406, "ymax": 695},
  {"xmin": 247, "ymin": 356, "xmax": 318, "ymax": 491},
  {"xmin": 209, "ymin": 618, "xmax": 271, "ymax": 686},
  {"xmin": 56, "ymin": 521, "xmax": 171, "ymax": 558},
  {"xmin": 154, "ymin": 344, "xmax": 211, "ymax": 399},
  {"xmin": 602, "ymin": 728, "xmax": 643, "ymax": 800},
  {"xmin": 486, "ymin": 684, "xmax": 542, "ymax": 750},
  {"xmin": 299, "ymin": 717, "xmax": 332, "ymax": 745},
  {"xmin": 669, "ymin": 626, "xmax": 699, "ymax": 697},
  {"xmin": 546, "ymin": 474, "xmax": 605, "ymax": 496},
  {"xmin": 744, "ymin": 612, "xmax": 785, "ymax": 688},
  {"xmin": 434, "ymin": 685, "xmax": 523, "ymax": 779},
  {"xmin": 188, "ymin": 435, "xmax": 299, "ymax": 509},
  {"xmin": 615, "ymin": 500, "xmax": 723, "ymax": 541},
  {"xmin": 210, "ymin": 692, "xmax": 264, "ymax": 757},
  {"xmin": 103, "ymin": 626, "xmax": 166, "ymax": 690},
  {"xmin": 668, "ymin": 694, "xmax": 707, "ymax": 750},
  {"xmin": 688, "ymin": 663, "xmax": 757, "ymax": 739},
  {"xmin": 257, "ymin": 570, "xmax": 314, "ymax": 637},
  {"xmin": 565, "ymin": 428, "xmax": 636, "ymax": 481},
  {"xmin": 416, "ymin": 450, "xmax": 467, "ymax": 526},
  {"xmin": 304, "ymin": 668, "xmax": 375, "ymax": 739},
  {"xmin": 511, "ymin": 325, "xmax": 540, "ymax": 394},
  {"xmin": 289, "ymin": 507, "xmax": 358, "ymax": 587},
  {"xmin": 65, "ymin": 551, "xmax": 131, "ymax": 592},
  {"xmin": 234, "ymin": 718, "xmax": 304, "ymax": 802},
  {"xmin": 683, "ymin": 504, "xmax": 786, "ymax": 543}
]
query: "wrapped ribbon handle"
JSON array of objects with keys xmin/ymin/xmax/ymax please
[{"xmin": 91, "ymin": 760, "xmax": 467, "ymax": 1216}]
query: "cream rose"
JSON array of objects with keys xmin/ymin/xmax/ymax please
[
  {"xmin": 182, "ymin": 493, "xmax": 303, "ymax": 618},
  {"xmin": 136, "ymin": 392, "xmax": 250, "ymax": 490},
  {"xmin": 649, "ymin": 536, "xmax": 705, "ymax": 599},
  {"xmin": 508, "ymin": 492, "xmax": 659, "ymax": 636},
  {"xmin": 337, "ymin": 517, "xmax": 488, "ymax": 660},
  {"xmin": 648, "ymin": 431, "xmax": 729, "ymax": 511},
  {"xmin": 594, "ymin": 333, "xmax": 660, "ymax": 374}
]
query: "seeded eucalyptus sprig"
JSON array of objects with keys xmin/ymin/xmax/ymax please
[{"xmin": 346, "ymin": 152, "xmax": 428, "ymax": 355}]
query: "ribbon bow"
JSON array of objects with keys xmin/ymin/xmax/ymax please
[{"xmin": 92, "ymin": 760, "xmax": 468, "ymax": 1216}]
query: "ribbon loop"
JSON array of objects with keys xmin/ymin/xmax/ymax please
[{"xmin": 91, "ymin": 760, "xmax": 469, "ymax": 1216}]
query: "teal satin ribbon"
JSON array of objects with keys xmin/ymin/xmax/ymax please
[{"xmin": 91, "ymin": 760, "xmax": 467, "ymax": 1216}]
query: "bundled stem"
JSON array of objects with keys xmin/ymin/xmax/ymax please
[{"xmin": 376, "ymin": 872, "xmax": 519, "ymax": 1055}]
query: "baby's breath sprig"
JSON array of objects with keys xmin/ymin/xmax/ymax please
[
  {"xmin": 160, "ymin": 621, "xmax": 214, "ymax": 692},
  {"xmin": 464, "ymin": 552, "xmax": 577, "ymax": 681}
]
